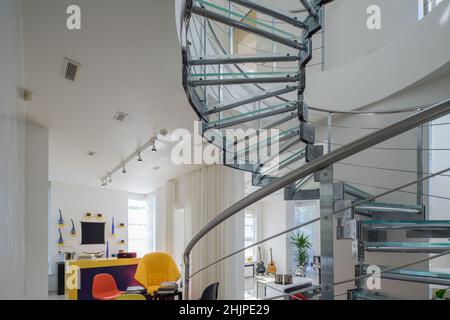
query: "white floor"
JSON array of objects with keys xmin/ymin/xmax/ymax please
[
  {"xmin": 244, "ymin": 277, "xmax": 257, "ymax": 300},
  {"xmin": 48, "ymin": 292, "xmax": 65, "ymax": 300}
]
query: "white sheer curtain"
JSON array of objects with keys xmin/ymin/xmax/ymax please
[
  {"xmin": 183, "ymin": 165, "xmax": 245, "ymax": 300},
  {"xmin": 155, "ymin": 180, "xmax": 175, "ymax": 254}
]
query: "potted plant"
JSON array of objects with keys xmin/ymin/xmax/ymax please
[
  {"xmin": 290, "ymin": 232, "xmax": 311, "ymax": 277},
  {"xmin": 435, "ymin": 288, "xmax": 448, "ymax": 300}
]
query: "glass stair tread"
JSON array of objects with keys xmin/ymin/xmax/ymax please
[
  {"xmin": 355, "ymin": 202, "xmax": 424, "ymax": 215},
  {"xmin": 384, "ymin": 267, "xmax": 450, "ymax": 280},
  {"xmin": 207, "ymin": 102, "xmax": 296, "ymax": 126},
  {"xmin": 190, "ymin": 71, "xmax": 298, "ymax": 78},
  {"xmin": 365, "ymin": 241, "xmax": 450, "ymax": 253},
  {"xmin": 259, "ymin": 149, "xmax": 306, "ymax": 176},
  {"xmin": 362, "ymin": 220, "xmax": 450, "ymax": 230},
  {"xmin": 203, "ymin": 125, "xmax": 300, "ymax": 166},
  {"xmin": 362, "ymin": 265, "xmax": 450, "ymax": 286},
  {"xmin": 352, "ymin": 290, "xmax": 411, "ymax": 300},
  {"xmin": 194, "ymin": 0, "xmax": 302, "ymax": 41},
  {"xmin": 189, "ymin": 54, "xmax": 300, "ymax": 65},
  {"xmin": 232, "ymin": 126, "xmax": 300, "ymax": 156},
  {"xmin": 205, "ymin": 86, "xmax": 297, "ymax": 115},
  {"xmin": 191, "ymin": 4, "xmax": 305, "ymax": 51},
  {"xmin": 342, "ymin": 183, "xmax": 373, "ymax": 200}
]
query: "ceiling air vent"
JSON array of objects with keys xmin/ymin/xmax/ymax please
[
  {"xmin": 63, "ymin": 58, "xmax": 81, "ymax": 81},
  {"xmin": 113, "ymin": 111, "xmax": 129, "ymax": 122}
]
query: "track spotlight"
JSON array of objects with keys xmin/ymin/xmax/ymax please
[{"xmin": 102, "ymin": 130, "xmax": 168, "ymax": 183}]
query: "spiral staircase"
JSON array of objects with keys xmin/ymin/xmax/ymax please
[{"xmin": 179, "ymin": 0, "xmax": 450, "ymax": 300}]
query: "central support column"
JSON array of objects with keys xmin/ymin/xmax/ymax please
[{"xmin": 320, "ymin": 166, "xmax": 334, "ymax": 300}]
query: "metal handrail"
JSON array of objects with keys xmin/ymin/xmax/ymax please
[
  {"xmin": 309, "ymin": 103, "xmax": 432, "ymax": 115},
  {"xmin": 183, "ymin": 98, "xmax": 450, "ymax": 299},
  {"xmin": 179, "ymin": 0, "xmax": 450, "ymax": 299},
  {"xmin": 188, "ymin": 165, "xmax": 450, "ymax": 280},
  {"xmin": 264, "ymin": 249, "xmax": 450, "ymax": 300}
]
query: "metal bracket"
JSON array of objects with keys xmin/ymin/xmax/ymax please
[
  {"xmin": 306, "ymin": 144, "xmax": 323, "ymax": 162},
  {"xmin": 298, "ymin": 102, "xmax": 309, "ymax": 122},
  {"xmin": 252, "ymin": 173, "xmax": 277, "ymax": 187},
  {"xmin": 351, "ymin": 240, "xmax": 358, "ymax": 260},
  {"xmin": 334, "ymin": 199, "xmax": 354, "ymax": 219},
  {"xmin": 285, "ymin": 188, "xmax": 320, "ymax": 201},
  {"xmin": 319, "ymin": 167, "xmax": 334, "ymax": 300},
  {"xmin": 300, "ymin": 123, "xmax": 315, "ymax": 144},
  {"xmin": 336, "ymin": 219, "xmax": 356, "ymax": 240}
]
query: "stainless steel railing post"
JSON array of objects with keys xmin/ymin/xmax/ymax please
[
  {"xmin": 183, "ymin": 99, "xmax": 450, "ymax": 299},
  {"xmin": 184, "ymin": 254, "xmax": 190, "ymax": 299}
]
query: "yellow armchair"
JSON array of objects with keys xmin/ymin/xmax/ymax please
[{"xmin": 134, "ymin": 252, "xmax": 180, "ymax": 295}]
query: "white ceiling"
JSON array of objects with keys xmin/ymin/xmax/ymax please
[{"xmin": 23, "ymin": 0, "xmax": 201, "ymax": 194}]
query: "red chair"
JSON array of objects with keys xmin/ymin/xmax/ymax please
[
  {"xmin": 291, "ymin": 293, "xmax": 309, "ymax": 300},
  {"xmin": 92, "ymin": 273, "xmax": 124, "ymax": 300}
]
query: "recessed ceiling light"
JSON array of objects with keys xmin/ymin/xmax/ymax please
[
  {"xmin": 153, "ymin": 166, "xmax": 161, "ymax": 171},
  {"xmin": 87, "ymin": 151, "xmax": 96, "ymax": 156}
]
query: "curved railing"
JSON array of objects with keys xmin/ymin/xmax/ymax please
[
  {"xmin": 179, "ymin": 0, "xmax": 450, "ymax": 300},
  {"xmin": 182, "ymin": 98, "xmax": 450, "ymax": 298}
]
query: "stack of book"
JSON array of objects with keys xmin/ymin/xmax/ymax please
[
  {"xmin": 126, "ymin": 286, "xmax": 146, "ymax": 294},
  {"xmin": 158, "ymin": 282, "xmax": 178, "ymax": 294}
]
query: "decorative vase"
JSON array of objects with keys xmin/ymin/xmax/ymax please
[
  {"xmin": 295, "ymin": 265, "xmax": 306, "ymax": 277},
  {"xmin": 58, "ymin": 209, "xmax": 64, "ymax": 227},
  {"xmin": 58, "ymin": 228, "xmax": 64, "ymax": 246},
  {"xmin": 70, "ymin": 219, "xmax": 76, "ymax": 236}
]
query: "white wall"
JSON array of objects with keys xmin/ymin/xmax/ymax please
[
  {"xmin": 48, "ymin": 181, "xmax": 128, "ymax": 292},
  {"xmin": 25, "ymin": 122, "xmax": 49, "ymax": 299},
  {"xmin": 324, "ymin": 0, "xmax": 418, "ymax": 68},
  {"xmin": 259, "ymin": 194, "xmax": 288, "ymax": 274},
  {"xmin": 430, "ymin": 113, "xmax": 450, "ymax": 272},
  {"xmin": 307, "ymin": 2, "xmax": 450, "ymax": 111},
  {"xmin": 0, "ymin": 0, "xmax": 27, "ymax": 300}
]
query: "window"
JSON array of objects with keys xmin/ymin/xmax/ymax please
[
  {"xmin": 419, "ymin": 0, "xmax": 445, "ymax": 19},
  {"xmin": 128, "ymin": 194, "xmax": 155, "ymax": 257},
  {"xmin": 244, "ymin": 209, "xmax": 257, "ymax": 262},
  {"xmin": 289, "ymin": 201, "xmax": 320, "ymax": 272}
]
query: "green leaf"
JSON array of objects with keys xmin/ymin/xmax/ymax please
[{"xmin": 290, "ymin": 232, "xmax": 312, "ymax": 266}]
